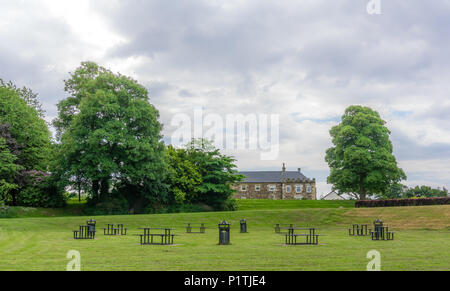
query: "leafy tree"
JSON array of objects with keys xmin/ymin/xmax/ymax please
[
  {"xmin": 0, "ymin": 78, "xmax": 45, "ymax": 118},
  {"xmin": 325, "ymin": 105, "xmax": 406, "ymax": 200},
  {"xmin": 0, "ymin": 138, "xmax": 22, "ymax": 202},
  {"xmin": 53, "ymin": 62, "xmax": 112, "ymax": 140},
  {"xmin": 379, "ymin": 182, "xmax": 409, "ymax": 199},
  {"xmin": 166, "ymin": 145, "xmax": 202, "ymax": 204},
  {"xmin": 185, "ymin": 139, "xmax": 243, "ymax": 210},
  {"xmin": 0, "ymin": 85, "xmax": 58, "ymax": 206},
  {"xmin": 379, "ymin": 183, "xmax": 448, "ymax": 199},
  {"xmin": 0, "ymin": 86, "xmax": 52, "ymax": 172},
  {"xmin": 56, "ymin": 62, "xmax": 168, "ymax": 213},
  {"xmin": 404, "ymin": 185, "xmax": 448, "ymax": 198}
]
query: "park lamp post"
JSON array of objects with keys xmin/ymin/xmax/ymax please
[
  {"xmin": 218, "ymin": 221, "xmax": 231, "ymax": 245},
  {"xmin": 240, "ymin": 219, "xmax": 247, "ymax": 233}
]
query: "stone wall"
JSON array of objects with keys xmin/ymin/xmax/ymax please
[{"xmin": 232, "ymin": 180, "xmax": 317, "ymax": 200}]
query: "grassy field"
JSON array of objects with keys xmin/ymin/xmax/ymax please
[
  {"xmin": 0, "ymin": 203, "xmax": 448, "ymax": 271},
  {"xmin": 0, "ymin": 198, "xmax": 86, "ymax": 218}
]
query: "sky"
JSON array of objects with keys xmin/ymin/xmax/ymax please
[{"xmin": 1, "ymin": 0, "xmax": 449, "ymax": 198}]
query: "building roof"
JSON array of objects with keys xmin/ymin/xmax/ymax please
[
  {"xmin": 239, "ymin": 171, "xmax": 310, "ymax": 183},
  {"xmin": 321, "ymin": 191, "xmax": 345, "ymax": 200}
]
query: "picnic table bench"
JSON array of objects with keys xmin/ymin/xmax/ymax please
[
  {"xmin": 186, "ymin": 223, "xmax": 206, "ymax": 233},
  {"xmin": 73, "ymin": 225, "xmax": 95, "ymax": 239},
  {"xmin": 371, "ymin": 225, "xmax": 394, "ymax": 241},
  {"xmin": 280, "ymin": 227, "xmax": 322, "ymax": 245},
  {"xmin": 348, "ymin": 224, "xmax": 371, "ymax": 236},
  {"xmin": 274, "ymin": 224, "xmax": 295, "ymax": 233},
  {"xmin": 103, "ymin": 224, "xmax": 127, "ymax": 236},
  {"xmin": 137, "ymin": 228, "xmax": 177, "ymax": 245}
]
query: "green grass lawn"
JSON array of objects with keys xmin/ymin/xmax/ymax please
[
  {"xmin": 0, "ymin": 198, "xmax": 88, "ymax": 218},
  {"xmin": 0, "ymin": 204, "xmax": 449, "ymax": 271}
]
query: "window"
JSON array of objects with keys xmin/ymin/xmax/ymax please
[
  {"xmin": 306, "ymin": 184, "xmax": 312, "ymax": 193},
  {"xmin": 269, "ymin": 185, "xmax": 276, "ymax": 192},
  {"xmin": 255, "ymin": 185, "xmax": 261, "ymax": 191},
  {"xmin": 241, "ymin": 185, "xmax": 247, "ymax": 191},
  {"xmin": 296, "ymin": 185, "xmax": 303, "ymax": 193},
  {"xmin": 285, "ymin": 185, "xmax": 291, "ymax": 193}
]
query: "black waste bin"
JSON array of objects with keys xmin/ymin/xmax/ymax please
[
  {"xmin": 373, "ymin": 219, "xmax": 383, "ymax": 239},
  {"xmin": 87, "ymin": 219, "xmax": 96, "ymax": 233},
  {"xmin": 218, "ymin": 221, "xmax": 230, "ymax": 245},
  {"xmin": 240, "ymin": 219, "xmax": 247, "ymax": 233}
]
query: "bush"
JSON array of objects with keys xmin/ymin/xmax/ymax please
[
  {"xmin": 222, "ymin": 199, "xmax": 238, "ymax": 211},
  {"xmin": 144, "ymin": 203, "xmax": 214, "ymax": 214},
  {"xmin": 0, "ymin": 200, "xmax": 11, "ymax": 218},
  {"xmin": 83, "ymin": 195, "xmax": 129, "ymax": 215},
  {"xmin": 16, "ymin": 173, "xmax": 66, "ymax": 208},
  {"xmin": 355, "ymin": 197, "xmax": 450, "ymax": 208}
]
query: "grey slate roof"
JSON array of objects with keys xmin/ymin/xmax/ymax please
[{"xmin": 239, "ymin": 171, "xmax": 309, "ymax": 183}]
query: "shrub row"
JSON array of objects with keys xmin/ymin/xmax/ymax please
[{"xmin": 355, "ymin": 197, "xmax": 450, "ymax": 208}]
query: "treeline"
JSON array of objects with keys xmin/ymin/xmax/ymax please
[
  {"xmin": 381, "ymin": 183, "xmax": 448, "ymax": 199},
  {"xmin": 356, "ymin": 197, "xmax": 450, "ymax": 208},
  {"xmin": 0, "ymin": 62, "xmax": 242, "ymax": 214}
]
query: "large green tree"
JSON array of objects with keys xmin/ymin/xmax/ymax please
[
  {"xmin": 0, "ymin": 78, "xmax": 45, "ymax": 118},
  {"xmin": 0, "ymin": 138, "xmax": 22, "ymax": 202},
  {"xmin": 185, "ymin": 139, "xmax": 243, "ymax": 210},
  {"xmin": 0, "ymin": 86, "xmax": 52, "ymax": 172},
  {"xmin": 0, "ymin": 84, "xmax": 58, "ymax": 206},
  {"xmin": 325, "ymin": 105, "xmax": 406, "ymax": 200},
  {"xmin": 166, "ymin": 145, "xmax": 202, "ymax": 205},
  {"xmin": 55, "ymin": 62, "xmax": 168, "ymax": 212}
]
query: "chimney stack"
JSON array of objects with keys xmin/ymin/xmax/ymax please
[
  {"xmin": 298, "ymin": 168, "xmax": 301, "ymax": 173},
  {"xmin": 282, "ymin": 163, "xmax": 286, "ymax": 172}
]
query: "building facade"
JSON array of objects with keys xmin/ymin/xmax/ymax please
[{"xmin": 232, "ymin": 164, "xmax": 317, "ymax": 200}]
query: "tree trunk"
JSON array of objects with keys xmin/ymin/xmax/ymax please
[
  {"xmin": 11, "ymin": 191, "xmax": 17, "ymax": 206},
  {"xmin": 92, "ymin": 180, "xmax": 100, "ymax": 201},
  {"xmin": 78, "ymin": 182, "xmax": 81, "ymax": 202},
  {"xmin": 360, "ymin": 188, "xmax": 367, "ymax": 200},
  {"xmin": 359, "ymin": 174, "xmax": 367, "ymax": 200},
  {"xmin": 100, "ymin": 178, "xmax": 109, "ymax": 198}
]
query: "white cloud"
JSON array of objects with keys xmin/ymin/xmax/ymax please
[{"xmin": 1, "ymin": 0, "xmax": 449, "ymax": 191}]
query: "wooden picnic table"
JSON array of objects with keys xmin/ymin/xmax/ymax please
[
  {"xmin": 104, "ymin": 224, "xmax": 127, "ymax": 235},
  {"xmin": 186, "ymin": 223, "xmax": 206, "ymax": 233},
  {"xmin": 137, "ymin": 228, "xmax": 177, "ymax": 245},
  {"xmin": 280, "ymin": 227, "xmax": 322, "ymax": 245}
]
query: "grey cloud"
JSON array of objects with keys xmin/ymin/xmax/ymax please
[{"xmin": 1, "ymin": 0, "xmax": 450, "ymax": 193}]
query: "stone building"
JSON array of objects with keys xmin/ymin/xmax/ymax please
[{"xmin": 232, "ymin": 164, "xmax": 317, "ymax": 200}]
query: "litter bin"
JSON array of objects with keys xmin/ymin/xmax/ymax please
[
  {"xmin": 218, "ymin": 221, "xmax": 231, "ymax": 245},
  {"xmin": 240, "ymin": 219, "xmax": 247, "ymax": 233},
  {"xmin": 87, "ymin": 219, "xmax": 96, "ymax": 233},
  {"xmin": 373, "ymin": 219, "xmax": 383, "ymax": 239}
]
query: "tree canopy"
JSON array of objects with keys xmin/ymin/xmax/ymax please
[
  {"xmin": 0, "ymin": 82, "xmax": 63, "ymax": 207},
  {"xmin": 55, "ymin": 62, "xmax": 168, "ymax": 213},
  {"xmin": 382, "ymin": 183, "xmax": 448, "ymax": 199},
  {"xmin": 325, "ymin": 105, "xmax": 406, "ymax": 200}
]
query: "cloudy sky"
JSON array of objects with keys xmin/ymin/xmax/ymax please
[{"xmin": 1, "ymin": 0, "xmax": 449, "ymax": 197}]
